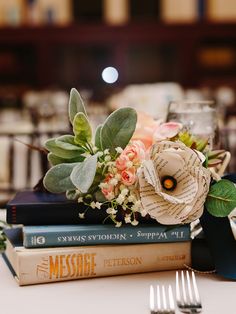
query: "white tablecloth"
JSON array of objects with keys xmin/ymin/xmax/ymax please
[{"xmin": 0, "ymin": 256, "xmax": 235, "ymax": 314}]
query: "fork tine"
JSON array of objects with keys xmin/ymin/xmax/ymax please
[
  {"xmin": 156, "ymin": 285, "xmax": 161, "ymax": 312},
  {"xmin": 186, "ymin": 270, "xmax": 193, "ymax": 303},
  {"xmin": 181, "ymin": 270, "xmax": 187, "ymax": 303},
  {"xmin": 192, "ymin": 271, "xmax": 201, "ymax": 303},
  {"xmin": 176, "ymin": 271, "xmax": 180, "ymax": 302},
  {"xmin": 150, "ymin": 285, "xmax": 155, "ymax": 313},
  {"xmin": 168, "ymin": 285, "xmax": 175, "ymax": 312}
]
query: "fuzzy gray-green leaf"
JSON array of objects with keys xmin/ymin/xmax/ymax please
[
  {"xmin": 205, "ymin": 179, "xmax": 236, "ymax": 217},
  {"xmin": 45, "ymin": 138, "xmax": 84, "ymax": 159},
  {"xmin": 70, "ymin": 154, "xmax": 97, "ymax": 193},
  {"xmin": 95, "ymin": 124, "xmax": 102, "ymax": 150},
  {"xmin": 100, "ymin": 107, "xmax": 137, "ymax": 156},
  {"xmin": 69, "ymin": 88, "xmax": 87, "ymax": 124},
  {"xmin": 43, "ymin": 163, "xmax": 77, "ymax": 193},
  {"xmin": 48, "ymin": 153, "xmax": 84, "ymax": 166},
  {"xmin": 73, "ymin": 112, "xmax": 92, "ymax": 146}
]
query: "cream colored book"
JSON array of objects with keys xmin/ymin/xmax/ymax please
[
  {"xmin": 160, "ymin": 0, "xmax": 198, "ymax": 23},
  {"xmin": 4, "ymin": 228, "xmax": 191, "ymax": 286}
]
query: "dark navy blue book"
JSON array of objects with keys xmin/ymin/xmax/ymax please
[
  {"xmin": 6, "ymin": 190, "xmax": 108, "ymax": 225},
  {"xmin": 6, "ymin": 190, "xmax": 152, "ymax": 225}
]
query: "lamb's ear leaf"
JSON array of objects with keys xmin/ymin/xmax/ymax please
[
  {"xmin": 45, "ymin": 138, "xmax": 84, "ymax": 159},
  {"xmin": 100, "ymin": 107, "xmax": 137, "ymax": 156},
  {"xmin": 73, "ymin": 112, "xmax": 92, "ymax": 146},
  {"xmin": 70, "ymin": 154, "xmax": 97, "ymax": 193},
  {"xmin": 68, "ymin": 88, "xmax": 87, "ymax": 124},
  {"xmin": 48, "ymin": 153, "xmax": 84, "ymax": 166},
  {"xmin": 43, "ymin": 163, "xmax": 77, "ymax": 193},
  {"xmin": 95, "ymin": 124, "xmax": 103, "ymax": 150}
]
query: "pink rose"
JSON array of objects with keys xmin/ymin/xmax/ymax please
[
  {"xmin": 132, "ymin": 111, "xmax": 161, "ymax": 149},
  {"xmin": 123, "ymin": 140, "xmax": 146, "ymax": 164},
  {"xmin": 153, "ymin": 122, "xmax": 182, "ymax": 141},
  {"xmin": 120, "ymin": 167, "xmax": 136, "ymax": 186},
  {"xmin": 115, "ymin": 154, "xmax": 130, "ymax": 171}
]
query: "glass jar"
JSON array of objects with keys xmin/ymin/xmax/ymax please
[{"xmin": 166, "ymin": 100, "xmax": 218, "ymax": 148}]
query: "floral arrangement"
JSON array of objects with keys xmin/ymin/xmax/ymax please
[{"xmin": 43, "ymin": 88, "xmax": 236, "ymax": 227}]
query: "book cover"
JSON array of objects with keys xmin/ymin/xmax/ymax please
[
  {"xmin": 6, "ymin": 190, "xmax": 107, "ymax": 225},
  {"xmin": 4, "ymin": 228, "xmax": 191, "ymax": 286},
  {"xmin": 6, "ymin": 190, "xmax": 153, "ymax": 225},
  {"xmin": 22, "ymin": 224, "xmax": 190, "ymax": 248}
]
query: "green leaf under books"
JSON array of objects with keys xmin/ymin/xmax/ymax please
[
  {"xmin": 205, "ymin": 179, "xmax": 236, "ymax": 217},
  {"xmin": 48, "ymin": 153, "xmax": 84, "ymax": 166},
  {"xmin": 95, "ymin": 124, "xmax": 102, "ymax": 150},
  {"xmin": 68, "ymin": 88, "xmax": 87, "ymax": 124},
  {"xmin": 45, "ymin": 138, "xmax": 84, "ymax": 159},
  {"xmin": 43, "ymin": 163, "xmax": 77, "ymax": 193},
  {"xmin": 100, "ymin": 107, "xmax": 137, "ymax": 156},
  {"xmin": 70, "ymin": 154, "xmax": 98, "ymax": 193},
  {"xmin": 73, "ymin": 112, "xmax": 92, "ymax": 146}
]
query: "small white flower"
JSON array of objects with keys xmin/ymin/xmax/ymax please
[
  {"xmin": 90, "ymin": 201, "xmax": 96, "ymax": 209},
  {"xmin": 128, "ymin": 195, "xmax": 135, "ymax": 203},
  {"xmin": 97, "ymin": 162, "xmax": 103, "ymax": 168},
  {"xmin": 124, "ymin": 215, "xmax": 131, "ymax": 223},
  {"xmin": 126, "ymin": 161, "xmax": 133, "ymax": 168},
  {"xmin": 104, "ymin": 149, "xmax": 110, "ymax": 155},
  {"xmin": 115, "ymin": 221, "xmax": 122, "ymax": 227},
  {"xmin": 95, "ymin": 202, "xmax": 102, "ymax": 209},
  {"xmin": 115, "ymin": 173, "xmax": 121, "ymax": 180},
  {"xmin": 79, "ymin": 213, "xmax": 85, "ymax": 219},
  {"xmin": 77, "ymin": 197, "xmax": 84, "ymax": 203},
  {"xmin": 131, "ymin": 219, "xmax": 139, "ymax": 226},
  {"xmin": 97, "ymin": 151, "xmax": 103, "ymax": 157},
  {"xmin": 93, "ymin": 146, "xmax": 98, "ymax": 152},
  {"xmin": 99, "ymin": 182, "xmax": 108, "ymax": 189},
  {"xmin": 106, "ymin": 207, "xmax": 117, "ymax": 215},
  {"xmin": 110, "ymin": 178, "xmax": 118, "ymax": 186},
  {"xmin": 115, "ymin": 147, "xmax": 123, "ymax": 154},
  {"xmin": 105, "ymin": 155, "xmax": 111, "ymax": 162},
  {"xmin": 121, "ymin": 188, "xmax": 129, "ymax": 196},
  {"xmin": 106, "ymin": 192, "xmax": 115, "ymax": 200},
  {"xmin": 116, "ymin": 194, "xmax": 125, "ymax": 205}
]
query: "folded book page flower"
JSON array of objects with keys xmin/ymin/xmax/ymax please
[{"xmin": 138, "ymin": 141, "xmax": 211, "ymax": 225}]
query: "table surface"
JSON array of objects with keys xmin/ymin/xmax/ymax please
[{"xmin": 0, "ymin": 256, "xmax": 235, "ymax": 314}]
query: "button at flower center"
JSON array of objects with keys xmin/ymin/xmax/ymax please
[{"xmin": 161, "ymin": 176, "xmax": 177, "ymax": 191}]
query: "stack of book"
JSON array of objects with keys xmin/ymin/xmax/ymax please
[{"xmin": 3, "ymin": 190, "xmax": 191, "ymax": 286}]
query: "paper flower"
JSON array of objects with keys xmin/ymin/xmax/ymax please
[{"xmin": 138, "ymin": 141, "xmax": 211, "ymax": 225}]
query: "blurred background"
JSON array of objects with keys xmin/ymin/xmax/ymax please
[{"xmin": 0, "ymin": 0, "xmax": 236, "ymax": 203}]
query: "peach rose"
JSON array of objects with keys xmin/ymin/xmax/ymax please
[
  {"xmin": 153, "ymin": 122, "xmax": 182, "ymax": 141},
  {"xmin": 115, "ymin": 154, "xmax": 130, "ymax": 171},
  {"xmin": 132, "ymin": 111, "xmax": 161, "ymax": 149},
  {"xmin": 123, "ymin": 140, "xmax": 146, "ymax": 164},
  {"xmin": 121, "ymin": 167, "xmax": 137, "ymax": 186}
]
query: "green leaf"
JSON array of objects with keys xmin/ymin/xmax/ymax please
[
  {"xmin": 43, "ymin": 163, "xmax": 77, "ymax": 193},
  {"xmin": 100, "ymin": 107, "xmax": 137, "ymax": 155},
  {"xmin": 68, "ymin": 88, "xmax": 87, "ymax": 124},
  {"xmin": 48, "ymin": 153, "xmax": 84, "ymax": 166},
  {"xmin": 205, "ymin": 179, "xmax": 236, "ymax": 217},
  {"xmin": 45, "ymin": 138, "xmax": 84, "ymax": 159},
  {"xmin": 95, "ymin": 124, "xmax": 102, "ymax": 150},
  {"xmin": 73, "ymin": 112, "xmax": 92, "ymax": 146},
  {"xmin": 70, "ymin": 154, "xmax": 97, "ymax": 193}
]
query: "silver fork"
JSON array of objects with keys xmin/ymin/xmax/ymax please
[
  {"xmin": 150, "ymin": 284, "xmax": 175, "ymax": 314},
  {"xmin": 176, "ymin": 270, "xmax": 202, "ymax": 313}
]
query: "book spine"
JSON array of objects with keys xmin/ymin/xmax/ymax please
[
  {"xmin": 14, "ymin": 242, "xmax": 191, "ymax": 285},
  {"xmin": 6, "ymin": 204, "xmax": 108, "ymax": 225},
  {"xmin": 23, "ymin": 225, "xmax": 190, "ymax": 248}
]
